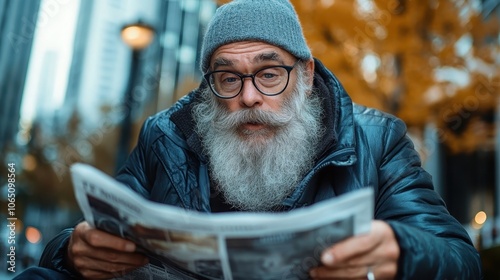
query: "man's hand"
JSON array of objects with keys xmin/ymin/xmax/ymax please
[
  {"xmin": 67, "ymin": 221, "xmax": 149, "ymax": 279},
  {"xmin": 309, "ymin": 220, "xmax": 400, "ymax": 280}
]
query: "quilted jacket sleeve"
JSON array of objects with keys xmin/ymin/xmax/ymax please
[
  {"xmin": 38, "ymin": 228, "xmax": 78, "ymax": 277},
  {"xmin": 373, "ymin": 117, "xmax": 482, "ymax": 279}
]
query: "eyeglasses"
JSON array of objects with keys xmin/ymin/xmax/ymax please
[{"xmin": 204, "ymin": 61, "xmax": 300, "ymax": 99}]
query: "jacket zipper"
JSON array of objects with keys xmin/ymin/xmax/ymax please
[{"xmin": 283, "ymin": 147, "xmax": 357, "ymax": 208}]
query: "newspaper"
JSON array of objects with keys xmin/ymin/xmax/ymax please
[{"xmin": 70, "ymin": 163, "xmax": 374, "ymax": 280}]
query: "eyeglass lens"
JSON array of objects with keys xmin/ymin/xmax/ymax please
[{"xmin": 209, "ymin": 66, "xmax": 290, "ymax": 98}]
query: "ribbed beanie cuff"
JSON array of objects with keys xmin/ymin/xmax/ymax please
[{"xmin": 200, "ymin": 0, "xmax": 311, "ymax": 73}]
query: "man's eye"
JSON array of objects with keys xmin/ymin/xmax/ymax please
[
  {"xmin": 216, "ymin": 73, "xmax": 238, "ymax": 84},
  {"xmin": 257, "ymin": 68, "xmax": 282, "ymax": 79},
  {"xmin": 262, "ymin": 73, "xmax": 278, "ymax": 79},
  {"xmin": 223, "ymin": 77, "xmax": 238, "ymax": 83}
]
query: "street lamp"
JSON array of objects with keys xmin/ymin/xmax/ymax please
[
  {"xmin": 115, "ymin": 21, "xmax": 155, "ymax": 174},
  {"xmin": 121, "ymin": 22, "xmax": 155, "ymax": 50}
]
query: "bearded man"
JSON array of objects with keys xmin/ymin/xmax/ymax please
[
  {"xmin": 19, "ymin": 0, "xmax": 482, "ymax": 279},
  {"xmin": 193, "ymin": 52, "xmax": 323, "ymax": 212}
]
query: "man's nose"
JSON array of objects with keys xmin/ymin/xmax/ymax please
[{"xmin": 239, "ymin": 78, "xmax": 263, "ymax": 108}]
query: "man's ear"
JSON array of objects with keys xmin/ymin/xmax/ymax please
[{"xmin": 305, "ymin": 58, "xmax": 315, "ymax": 89}]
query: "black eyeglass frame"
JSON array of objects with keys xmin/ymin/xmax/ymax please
[{"xmin": 203, "ymin": 60, "xmax": 301, "ymax": 99}]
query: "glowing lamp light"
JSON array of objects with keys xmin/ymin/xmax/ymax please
[
  {"xmin": 121, "ymin": 23, "xmax": 155, "ymax": 50},
  {"xmin": 26, "ymin": 226, "xmax": 42, "ymax": 244},
  {"xmin": 474, "ymin": 211, "xmax": 487, "ymax": 225},
  {"xmin": 471, "ymin": 211, "xmax": 487, "ymax": 230}
]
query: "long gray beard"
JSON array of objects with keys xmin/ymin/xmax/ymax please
[{"xmin": 193, "ymin": 67, "xmax": 324, "ymax": 211}]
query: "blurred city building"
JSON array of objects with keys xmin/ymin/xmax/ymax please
[
  {"xmin": 0, "ymin": 0, "xmax": 499, "ymax": 278},
  {"xmin": 0, "ymin": 0, "xmax": 215, "ymax": 276}
]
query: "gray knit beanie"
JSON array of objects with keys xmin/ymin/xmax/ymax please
[{"xmin": 200, "ymin": 0, "xmax": 312, "ymax": 73}]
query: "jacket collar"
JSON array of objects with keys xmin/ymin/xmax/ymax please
[
  {"xmin": 313, "ymin": 58, "xmax": 357, "ymax": 166},
  {"xmin": 169, "ymin": 91, "xmax": 207, "ymax": 160}
]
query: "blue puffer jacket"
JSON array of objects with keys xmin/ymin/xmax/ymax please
[{"xmin": 40, "ymin": 59, "xmax": 482, "ymax": 279}]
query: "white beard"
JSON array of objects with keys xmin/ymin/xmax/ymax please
[{"xmin": 193, "ymin": 66, "xmax": 324, "ymax": 211}]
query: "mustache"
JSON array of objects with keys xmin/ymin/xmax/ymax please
[{"xmin": 213, "ymin": 107, "xmax": 293, "ymax": 130}]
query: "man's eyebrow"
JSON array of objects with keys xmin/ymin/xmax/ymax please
[
  {"xmin": 212, "ymin": 52, "xmax": 284, "ymax": 70},
  {"xmin": 213, "ymin": 58, "xmax": 233, "ymax": 70},
  {"xmin": 254, "ymin": 52, "xmax": 284, "ymax": 64}
]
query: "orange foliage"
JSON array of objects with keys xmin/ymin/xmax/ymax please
[
  {"xmin": 214, "ymin": 0, "xmax": 498, "ymax": 153},
  {"xmin": 291, "ymin": 0, "xmax": 499, "ymax": 153}
]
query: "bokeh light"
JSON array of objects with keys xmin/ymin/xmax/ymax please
[{"xmin": 26, "ymin": 226, "xmax": 42, "ymax": 244}]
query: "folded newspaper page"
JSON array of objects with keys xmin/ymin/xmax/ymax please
[{"xmin": 70, "ymin": 163, "xmax": 374, "ymax": 280}]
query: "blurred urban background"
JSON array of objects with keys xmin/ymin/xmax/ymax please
[{"xmin": 0, "ymin": 0, "xmax": 499, "ymax": 278}]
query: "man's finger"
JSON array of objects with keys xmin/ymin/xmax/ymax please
[
  {"xmin": 75, "ymin": 255, "xmax": 146, "ymax": 279},
  {"xmin": 320, "ymin": 221, "xmax": 395, "ymax": 266},
  {"xmin": 321, "ymin": 233, "xmax": 378, "ymax": 266},
  {"xmin": 88, "ymin": 248, "xmax": 149, "ymax": 266},
  {"xmin": 81, "ymin": 226, "xmax": 136, "ymax": 252}
]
